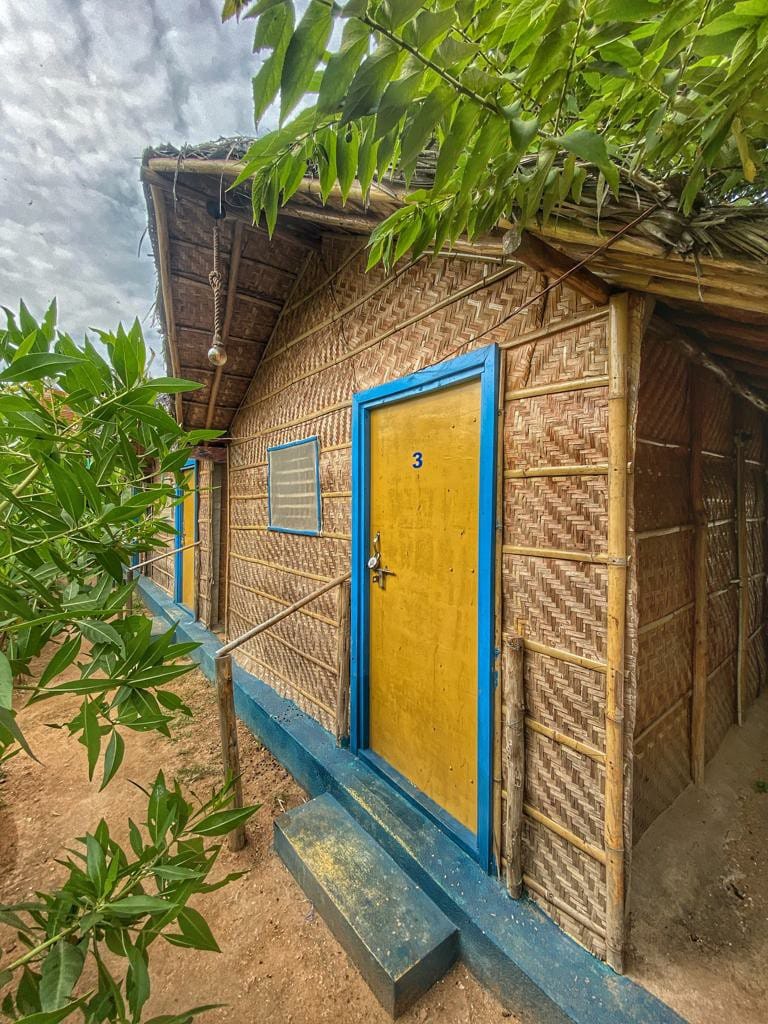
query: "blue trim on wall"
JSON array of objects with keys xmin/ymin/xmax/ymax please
[
  {"xmin": 350, "ymin": 345, "xmax": 498, "ymax": 871},
  {"xmin": 136, "ymin": 573, "xmax": 685, "ymax": 1024},
  {"xmin": 267, "ymin": 434, "xmax": 322, "ymax": 536},
  {"xmin": 174, "ymin": 458, "xmax": 198, "ymax": 609}
]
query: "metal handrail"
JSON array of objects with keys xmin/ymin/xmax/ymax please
[
  {"xmin": 126, "ymin": 540, "xmax": 201, "ymax": 573},
  {"xmin": 215, "ymin": 570, "xmax": 351, "ymax": 658}
]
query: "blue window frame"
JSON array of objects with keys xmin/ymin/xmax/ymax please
[
  {"xmin": 350, "ymin": 344, "xmax": 499, "ymax": 871},
  {"xmin": 173, "ymin": 458, "xmax": 198, "ymax": 607},
  {"xmin": 267, "ymin": 436, "xmax": 322, "ymax": 536}
]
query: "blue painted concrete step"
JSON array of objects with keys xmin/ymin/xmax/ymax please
[{"xmin": 275, "ymin": 792, "xmax": 459, "ymax": 1017}]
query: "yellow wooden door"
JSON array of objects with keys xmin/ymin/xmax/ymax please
[
  {"xmin": 368, "ymin": 380, "xmax": 481, "ymax": 833},
  {"xmin": 181, "ymin": 468, "xmax": 196, "ymax": 609}
]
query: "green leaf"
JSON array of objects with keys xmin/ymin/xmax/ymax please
[
  {"xmin": 15, "ymin": 999, "xmax": 88, "ymax": 1024},
  {"xmin": 0, "ymin": 707, "xmax": 38, "ymax": 761},
  {"xmin": 342, "ymin": 41, "xmax": 400, "ymax": 122},
  {"xmin": 558, "ymin": 129, "xmax": 619, "ymax": 192},
  {"xmin": 164, "ymin": 907, "xmax": 220, "ymax": 952},
  {"xmin": 280, "ymin": 0, "xmax": 333, "ymax": 122},
  {"xmin": 0, "ymin": 650, "xmax": 12, "ymax": 710},
  {"xmin": 317, "ymin": 18, "xmax": 370, "ymax": 115},
  {"xmin": 0, "ymin": 353, "xmax": 85, "ymax": 383},
  {"xmin": 44, "ymin": 459, "xmax": 85, "ymax": 522},
  {"xmin": 191, "ymin": 805, "xmax": 258, "ymax": 837},
  {"xmin": 337, "ymin": 124, "xmax": 360, "ymax": 202},
  {"xmin": 81, "ymin": 699, "xmax": 101, "ymax": 781},
  {"xmin": 252, "ymin": 1, "xmax": 294, "ymax": 124},
  {"xmin": 76, "ymin": 619, "xmax": 125, "ymax": 651},
  {"xmin": 85, "ymin": 833, "xmax": 107, "ymax": 892},
  {"xmin": 39, "ymin": 941, "xmax": 86, "ymax": 1012},
  {"xmin": 126, "ymin": 944, "xmax": 150, "ymax": 1020},
  {"xmin": 108, "ymin": 894, "xmax": 174, "ymax": 916},
  {"xmin": 100, "ymin": 729, "xmax": 125, "ymax": 790}
]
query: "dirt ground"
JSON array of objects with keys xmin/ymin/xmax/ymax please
[
  {"xmin": 0, "ymin": 657, "xmax": 515, "ymax": 1024},
  {"xmin": 629, "ymin": 691, "xmax": 768, "ymax": 1024}
]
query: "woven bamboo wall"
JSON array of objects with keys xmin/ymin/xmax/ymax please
[
  {"xmin": 226, "ymin": 234, "xmax": 614, "ymax": 957},
  {"xmin": 198, "ymin": 460, "xmax": 212, "ymax": 628},
  {"xmin": 633, "ymin": 321, "xmax": 767, "ymax": 840},
  {"xmin": 147, "ymin": 475, "xmax": 176, "ymax": 598}
]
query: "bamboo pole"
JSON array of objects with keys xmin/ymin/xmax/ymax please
[
  {"xmin": 524, "ymin": 803, "xmax": 606, "ymax": 864},
  {"xmin": 149, "ymin": 186, "xmax": 183, "ymax": 425},
  {"xmin": 493, "ymin": 353, "xmax": 506, "ymax": 877},
  {"xmin": 605, "ymin": 292, "xmax": 629, "ymax": 974},
  {"xmin": 524, "ymin": 716, "xmax": 605, "ymax": 764},
  {"xmin": 504, "ymin": 464, "xmax": 608, "ymax": 479},
  {"xmin": 214, "ymin": 654, "xmax": 247, "ymax": 852},
  {"xmin": 504, "ymin": 634, "xmax": 525, "ymax": 898},
  {"xmin": 522, "ymin": 873, "xmax": 607, "ymax": 940},
  {"xmin": 690, "ymin": 367, "xmax": 709, "ymax": 782},
  {"xmin": 335, "ymin": 580, "xmax": 351, "ymax": 745},
  {"xmin": 736, "ymin": 424, "xmax": 749, "ymax": 726}
]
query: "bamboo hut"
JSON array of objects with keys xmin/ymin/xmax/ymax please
[{"xmin": 138, "ymin": 138, "xmax": 768, "ymax": 1018}]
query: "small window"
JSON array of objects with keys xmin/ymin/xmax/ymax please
[{"xmin": 268, "ymin": 436, "xmax": 322, "ymax": 535}]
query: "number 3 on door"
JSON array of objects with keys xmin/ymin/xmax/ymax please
[{"xmin": 412, "ymin": 451, "xmax": 423, "ymax": 469}]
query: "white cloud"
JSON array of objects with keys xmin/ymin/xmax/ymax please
[{"xmin": 0, "ymin": 0, "xmax": 261, "ymax": 361}]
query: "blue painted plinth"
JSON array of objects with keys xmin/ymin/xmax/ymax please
[{"xmin": 275, "ymin": 792, "xmax": 458, "ymax": 1017}]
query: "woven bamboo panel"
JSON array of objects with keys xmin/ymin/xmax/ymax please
[
  {"xmin": 235, "ymin": 406, "xmax": 352, "ymax": 468},
  {"xmin": 636, "ymin": 333, "xmax": 690, "ymax": 446},
  {"xmin": 505, "ymin": 391, "xmax": 608, "ymax": 470},
  {"xmin": 540, "ymin": 280, "xmax": 600, "ymax": 327},
  {"xmin": 705, "ymin": 655, "xmax": 736, "ymax": 762},
  {"xmin": 636, "ymin": 531, "xmax": 694, "ymax": 625},
  {"xmin": 504, "ymin": 316, "xmax": 607, "ymax": 390},
  {"xmin": 197, "ymin": 461, "xmax": 212, "ymax": 627},
  {"xmin": 703, "ymin": 456, "xmax": 736, "ymax": 521},
  {"xmin": 504, "ymin": 476, "xmax": 607, "ymax": 557},
  {"xmin": 707, "ymin": 521, "xmax": 737, "ymax": 592},
  {"xmin": 522, "ymin": 818, "xmax": 606, "ymax": 936},
  {"xmin": 634, "ymin": 444, "xmax": 690, "ymax": 532},
  {"xmin": 229, "ymin": 530, "xmax": 350, "ymax": 581},
  {"xmin": 235, "ymin": 645, "xmax": 336, "ymax": 734},
  {"xmin": 523, "ymin": 652, "xmax": 605, "ymax": 750},
  {"xmin": 148, "ymin": 481, "xmax": 177, "ymax": 597},
  {"xmin": 228, "ymin": 550, "xmax": 338, "ymax": 622},
  {"xmin": 745, "ymin": 464, "xmax": 766, "ymax": 518},
  {"xmin": 636, "ymin": 611, "xmax": 693, "ymax": 733},
  {"xmin": 749, "ymin": 572, "xmax": 765, "ymax": 636},
  {"xmin": 707, "ymin": 586, "xmax": 738, "ymax": 669},
  {"xmin": 745, "ymin": 630, "xmax": 766, "ymax": 708},
  {"xmin": 503, "ymin": 553, "xmax": 607, "ymax": 663},
  {"xmin": 525, "ymin": 731, "xmax": 605, "ymax": 847},
  {"xmin": 633, "ymin": 698, "xmax": 691, "ymax": 840},
  {"xmin": 747, "ymin": 518, "xmax": 764, "ymax": 570},
  {"xmin": 742, "ymin": 404, "xmax": 766, "ymax": 462},
  {"xmin": 700, "ymin": 371, "xmax": 733, "ymax": 455}
]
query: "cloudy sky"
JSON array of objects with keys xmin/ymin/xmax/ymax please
[{"xmin": 0, "ymin": 0, "xmax": 268, "ymax": 361}]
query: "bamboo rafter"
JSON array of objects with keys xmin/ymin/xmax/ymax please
[
  {"xmin": 505, "ymin": 375, "xmax": 609, "ymax": 402},
  {"xmin": 503, "ymin": 544, "xmax": 608, "ymax": 564}
]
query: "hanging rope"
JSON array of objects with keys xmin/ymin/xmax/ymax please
[{"xmin": 208, "ymin": 220, "xmax": 227, "ymax": 367}]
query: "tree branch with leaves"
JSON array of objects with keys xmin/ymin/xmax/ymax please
[{"xmin": 223, "ymin": 0, "xmax": 768, "ymax": 266}]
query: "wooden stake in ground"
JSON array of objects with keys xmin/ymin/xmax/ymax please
[
  {"xmin": 690, "ymin": 367, "xmax": 709, "ymax": 782},
  {"xmin": 335, "ymin": 579, "xmax": 351, "ymax": 744},
  {"xmin": 605, "ymin": 293, "xmax": 630, "ymax": 974},
  {"xmin": 504, "ymin": 633, "xmax": 525, "ymax": 899},
  {"xmin": 215, "ymin": 653, "xmax": 247, "ymax": 852}
]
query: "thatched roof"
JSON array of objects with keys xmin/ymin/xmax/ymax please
[{"xmin": 141, "ymin": 137, "xmax": 768, "ymax": 432}]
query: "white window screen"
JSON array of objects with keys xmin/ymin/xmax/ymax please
[{"xmin": 268, "ymin": 436, "xmax": 321, "ymax": 535}]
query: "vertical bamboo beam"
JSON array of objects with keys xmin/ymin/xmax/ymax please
[
  {"xmin": 193, "ymin": 541, "xmax": 201, "ymax": 622},
  {"xmin": 690, "ymin": 368, "xmax": 709, "ymax": 782},
  {"xmin": 215, "ymin": 654, "xmax": 247, "ymax": 851},
  {"xmin": 224, "ymin": 445, "xmax": 231, "ymax": 641},
  {"xmin": 736, "ymin": 426, "xmax": 748, "ymax": 726},
  {"xmin": 605, "ymin": 293, "xmax": 629, "ymax": 973},
  {"xmin": 504, "ymin": 633, "xmax": 525, "ymax": 898},
  {"xmin": 492, "ymin": 350, "xmax": 507, "ymax": 876},
  {"xmin": 335, "ymin": 580, "xmax": 351, "ymax": 744},
  {"xmin": 149, "ymin": 186, "xmax": 183, "ymax": 425}
]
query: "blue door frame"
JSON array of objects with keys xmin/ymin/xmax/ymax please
[
  {"xmin": 173, "ymin": 459, "xmax": 199, "ymax": 609},
  {"xmin": 350, "ymin": 345, "xmax": 499, "ymax": 871}
]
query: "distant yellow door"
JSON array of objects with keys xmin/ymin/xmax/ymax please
[
  {"xmin": 368, "ymin": 380, "xmax": 481, "ymax": 833},
  {"xmin": 181, "ymin": 468, "xmax": 196, "ymax": 609}
]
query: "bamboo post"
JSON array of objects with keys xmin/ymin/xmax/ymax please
[
  {"xmin": 335, "ymin": 579, "xmax": 351, "ymax": 744},
  {"xmin": 215, "ymin": 654, "xmax": 247, "ymax": 852},
  {"xmin": 690, "ymin": 367, "xmax": 709, "ymax": 782},
  {"xmin": 736, "ymin": 425, "xmax": 749, "ymax": 726},
  {"xmin": 605, "ymin": 293, "xmax": 629, "ymax": 974},
  {"xmin": 193, "ymin": 542, "xmax": 201, "ymax": 623},
  {"xmin": 492, "ymin": 349, "xmax": 506, "ymax": 876},
  {"xmin": 504, "ymin": 633, "xmax": 525, "ymax": 899}
]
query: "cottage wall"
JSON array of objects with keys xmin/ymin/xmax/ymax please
[
  {"xmin": 225, "ymin": 234, "xmax": 612, "ymax": 956},
  {"xmin": 147, "ymin": 473, "xmax": 176, "ymax": 598},
  {"xmin": 633, "ymin": 320, "xmax": 767, "ymax": 840}
]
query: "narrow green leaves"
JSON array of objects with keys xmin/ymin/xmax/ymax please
[
  {"xmin": 280, "ymin": 0, "xmax": 332, "ymax": 122},
  {"xmin": 39, "ymin": 941, "xmax": 85, "ymax": 1012}
]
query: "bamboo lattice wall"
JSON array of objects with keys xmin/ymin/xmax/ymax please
[
  {"xmin": 148, "ymin": 474, "xmax": 177, "ymax": 598},
  {"xmin": 633, "ymin": 321, "xmax": 767, "ymax": 840},
  {"xmin": 197, "ymin": 460, "xmax": 212, "ymax": 628},
  {"xmin": 226, "ymin": 234, "xmax": 619, "ymax": 957}
]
